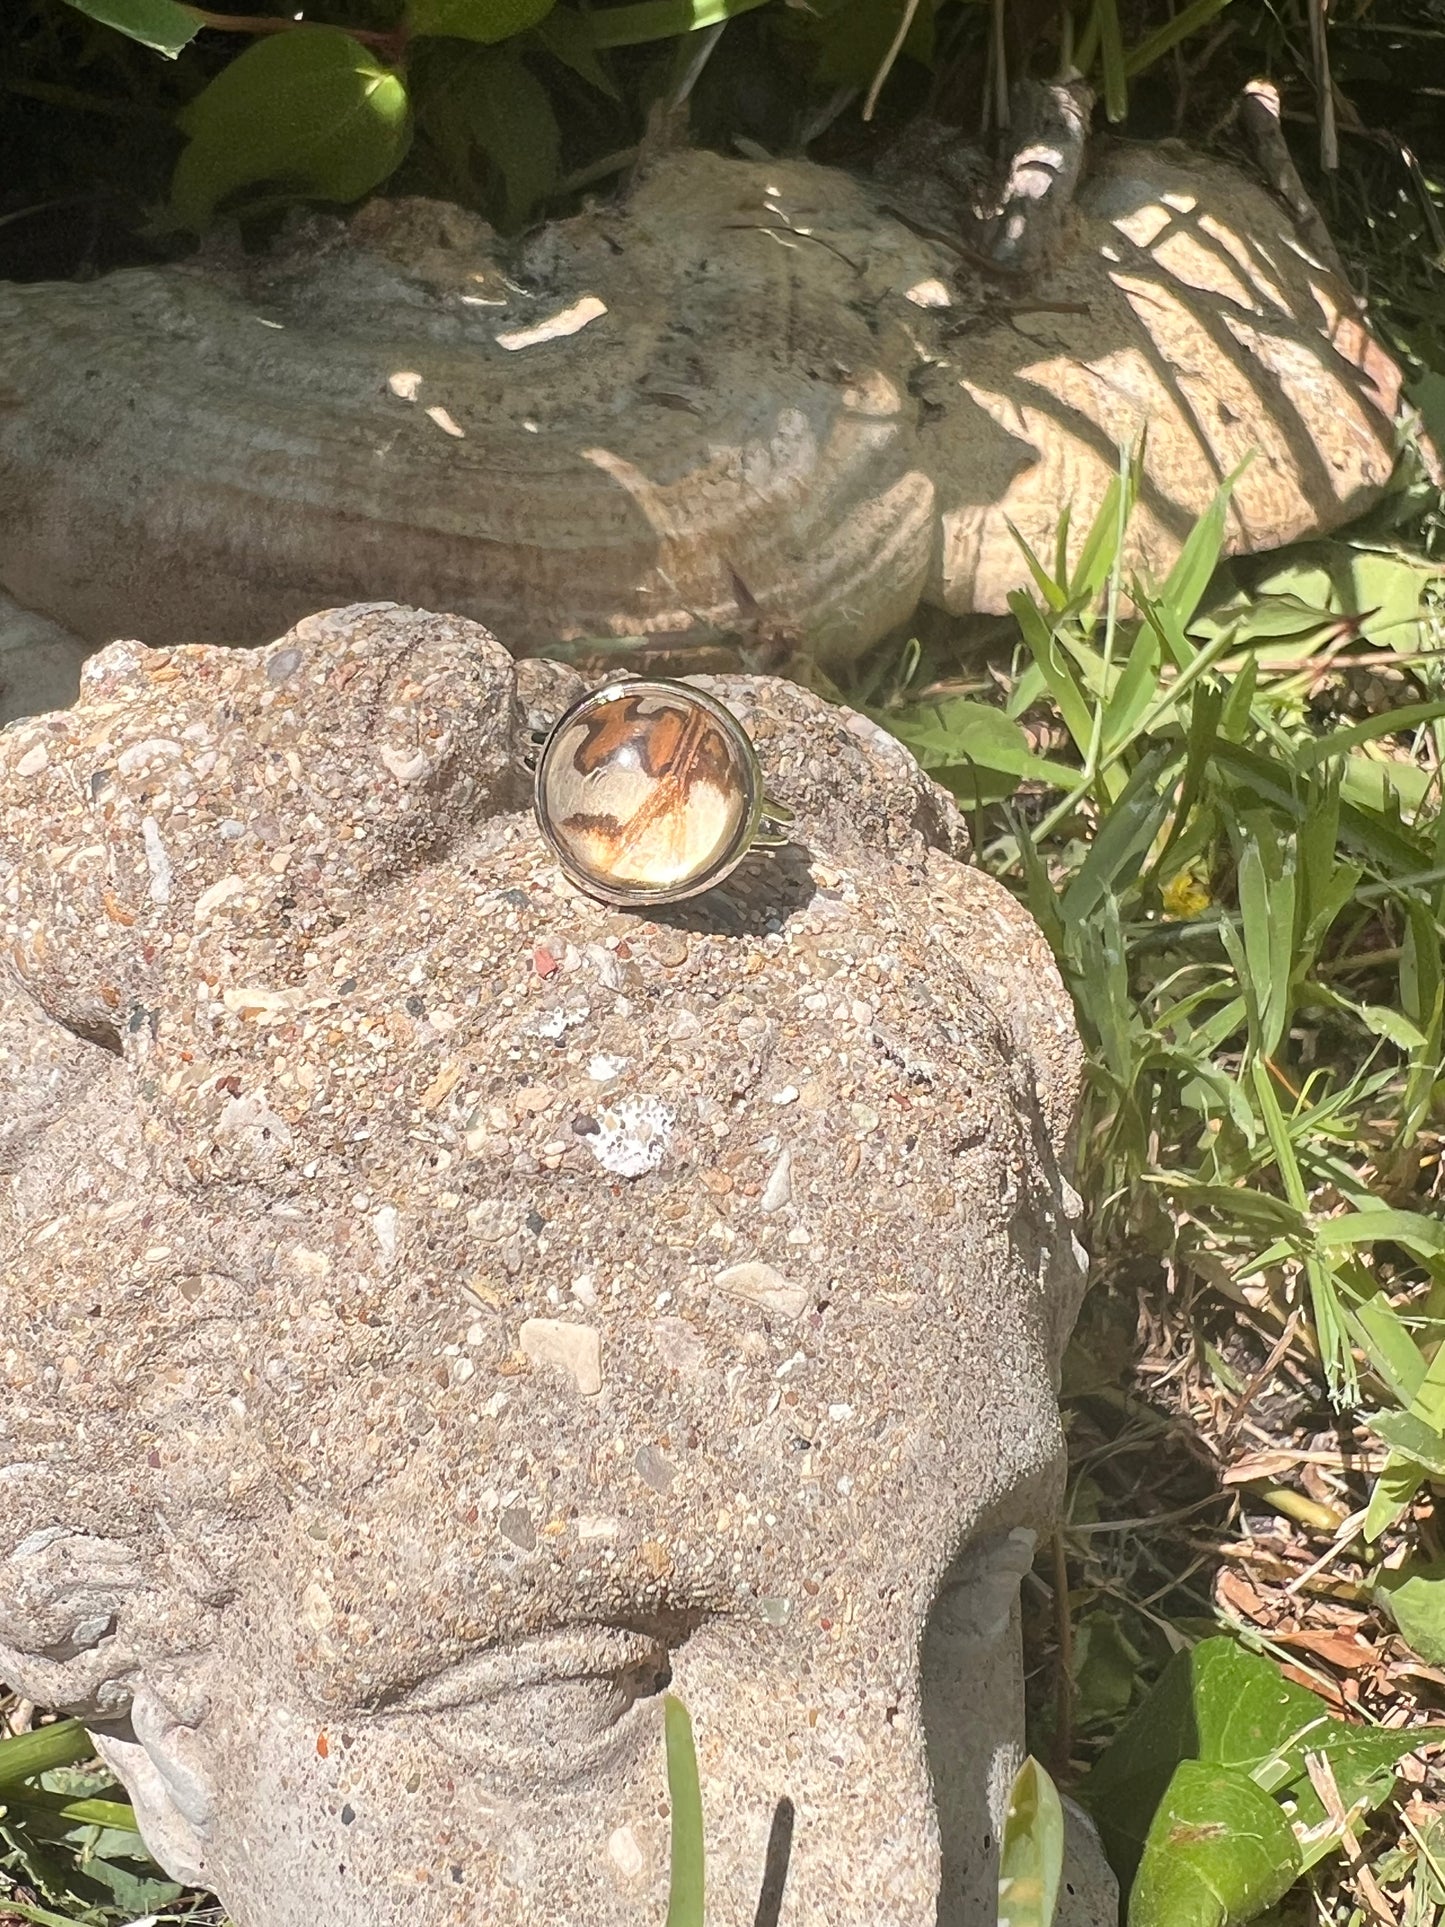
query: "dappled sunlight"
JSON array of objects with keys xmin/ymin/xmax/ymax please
[
  {"xmin": 925, "ymin": 145, "xmax": 1400, "ymax": 614},
  {"xmin": 0, "ymin": 143, "xmax": 1401, "ymax": 668}
]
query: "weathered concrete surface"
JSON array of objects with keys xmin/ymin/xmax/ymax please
[{"xmin": 0, "ymin": 604, "xmax": 1106, "ymax": 1924}]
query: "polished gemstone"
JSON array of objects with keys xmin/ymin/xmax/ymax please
[{"xmin": 536, "ymin": 683, "xmax": 755, "ymax": 899}]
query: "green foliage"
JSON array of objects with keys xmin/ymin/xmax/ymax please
[
  {"xmin": 663, "ymin": 1693, "xmax": 705, "ymax": 1927},
  {"xmin": 579, "ymin": 0, "xmax": 772, "ymax": 48},
  {"xmin": 803, "ymin": 0, "xmax": 936, "ymax": 90},
  {"xmin": 56, "ymin": 0, "xmax": 198, "ymax": 57},
  {"xmin": 0, "ymin": 1721, "xmax": 183, "ymax": 1926},
  {"xmin": 1065, "ymin": 0, "xmax": 1235, "ymax": 123},
  {"xmin": 408, "ymin": 0, "xmax": 555, "ymax": 44},
  {"xmin": 997, "ymin": 1755, "xmax": 1064, "ymax": 1927},
  {"xmin": 171, "ymin": 26, "xmax": 411, "ymax": 229},
  {"xmin": 1081, "ymin": 1638, "xmax": 1419, "ymax": 1922},
  {"xmin": 865, "ymin": 688, "xmax": 1066, "ymax": 807},
  {"xmin": 1126, "ymin": 1759, "xmax": 1300, "ymax": 1927},
  {"xmin": 1375, "ymin": 1556, "xmax": 1445, "ymax": 1664},
  {"xmin": 413, "ymin": 39, "xmax": 559, "ymax": 226},
  {"xmin": 0, "ymin": 1723, "xmax": 94, "ymax": 1787},
  {"xmin": 5, "ymin": 0, "xmax": 1275, "ymax": 243},
  {"xmin": 959, "ymin": 456, "xmax": 1445, "ymax": 1413},
  {"xmin": 862, "ymin": 447, "xmax": 1444, "ymax": 1925}
]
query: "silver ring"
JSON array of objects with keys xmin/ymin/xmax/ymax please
[{"xmin": 533, "ymin": 678, "xmax": 793, "ymax": 909}]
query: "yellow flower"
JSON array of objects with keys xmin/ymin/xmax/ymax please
[{"xmin": 1161, "ymin": 866, "xmax": 1214, "ymax": 918}]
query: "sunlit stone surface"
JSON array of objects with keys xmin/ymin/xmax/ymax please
[
  {"xmin": 0, "ymin": 607, "xmax": 1115, "ymax": 1927},
  {"xmin": 536, "ymin": 683, "xmax": 752, "ymax": 899}
]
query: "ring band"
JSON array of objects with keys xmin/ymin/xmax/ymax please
[{"xmin": 533, "ymin": 678, "xmax": 792, "ymax": 908}]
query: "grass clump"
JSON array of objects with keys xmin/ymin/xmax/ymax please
[{"xmin": 857, "ymin": 444, "xmax": 1445, "ymax": 1922}]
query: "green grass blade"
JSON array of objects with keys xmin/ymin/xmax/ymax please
[
  {"xmin": 1053, "ymin": 503, "xmax": 1073, "ymax": 595},
  {"xmin": 1250, "ymin": 1060, "xmax": 1352, "ymax": 1395},
  {"xmin": 1008, "ymin": 592, "xmax": 1097, "ymax": 754},
  {"xmin": 1234, "ymin": 826, "xmax": 1296, "ymax": 1061},
  {"xmin": 0, "ymin": 1720, "xmax": 94, "ymax": 1787},
  {"xmin": 1061, "ymin": 745, "xmax": 1179, "ymax": 928},
  {"xmin": 664, "ymin": 1694, "xmax": 705, "ymax": 1927},
  {"xmin": 1160, "ymin": 463, "xmax": 1246, "ymax": 625},
  {"xmin": 1100, "ymin": 618, "xmax": 1162, "ymax": 755},
  {"xmin": 1345, "ymin": 1292, "xmax": 1427, "ymax": 1406},
  {"xmin": 1314, "ymin": 1208, "xmax": 1445, "ymax": 1260},
  {"xmin": 1094, "ymin": 0, "xmax": 1128, "ymax": 121},
  {"xmin": 1072, "ymin": 469, "xmax": 1128, "ymax": 604},
  {"xmin": 1140, "ymin": 589, "xmax": 1198, "ymax": 673},
  {"xmin": 0, "ymin": 1892, "xmax": 93, "ymax": 1927},
  {"xmin": 1293, "ymin": 699, "xmax": 1445, "ymax": 768},
  {"xmin": 1, "ymin": 1789, "xmax": 141, "ymax": 1832},
  {"xmin": 1006, "ymin": 518, "xmax": 1071, "ymax": 614},
  {"xmin": 1124, "ymin": 0, "xmax": 1234, "ymax": 77}
]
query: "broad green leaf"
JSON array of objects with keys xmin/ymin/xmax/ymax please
[
  {"xmin": 171, "ymin": 28, "xmax": 410, "ymax": 230},
  {"xmin": 1408, "ymin": 369, "xmax": 1445, "ymax": 458},
  {"xmin": 532, "ymin": 5, "xmax": 620, "ymax": 92},
  {"xmin": 1363, "ymin": 1409, "xmax": 1445, "ymax": 1478},
  {"xmin": 1356, "ymin": 1003, "xmax": 1429, "ymax": 1050},
  {"xmin": 415, "ymin": 42, "xmax": 559, "ymax": 227},
  {"xmin": 1073, "ymin": 1610, "xmax": 1144, "ymax": 1725},
  {"xmin": 59, "ymin": 0, "xmax": 199, "ymax": 55},
  {"xmin": 1346, "ymin": 1290, "xmax": 1427, "ymax": 1407},
  {"xmin": 1084, "ymin": 1637, "xmax": 1413, "ymax": 1882},
  {"xmin": 876, "ymin": 699, "xmax": 1036, "ymax": 777},
  {"xmin": 1341, "ymin": 754, "xmax": 1436, "ymax": 818},
  {"xmin": 664, "ymin": 1694, "xmax": 705, "ymax": 1927},
  {"xmin": 811, "ymin": 0, "xmax": 936, "ymax": 88},
  {"xmin": 580, "ymin": 0, "xmax": 771, "ymax": 47},
  {"xmin": 410, "ymin": 0, "xmax": 556, "ymax": 39},
  {"xmin": 1126, "ymin": 1759, "xmax": 1300, "ymax": 1927},
  {"xmin": 1347, "ymin": 549, "xmax": 1439, "ymax": 653},
  {"xmin": 877, "ymin": 699, "xmax": 1069, "ymax": 803},
  {"xmin": 1210, "ymin": 542, "xmax": 1441, "ymax": 653},
  {"xmin": 1192, "ymin": 592, "xmax": 1340, "ymax": 647},
  {"xmin": 1364, "ymin": 1459, "xmax": 1425, "ymax": 1542},
  {"xmin": 998, "ymin": 1755, "xmax": 1064, "ymax": 1927},
  {"xmin": 1376, "ymin": 1558, "xmax": 1445, "ymax": 1664}
]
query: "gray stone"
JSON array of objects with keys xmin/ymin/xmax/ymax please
[
  {"xmin": 0, "ymin": 591, "xmax": 90, "ymax": 727},
  {"xmin": 0, "ymin": 604, "xmax": 1107, "ymax": 1927}
]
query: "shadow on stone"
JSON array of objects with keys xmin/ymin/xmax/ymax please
[
  {"xmin": 646, "ymin": 840, "xmax": 817, "ymax": 939},
  {"xmin": 752, "ymin": 1796, "xmax": 795, "ymax": 1927}
]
